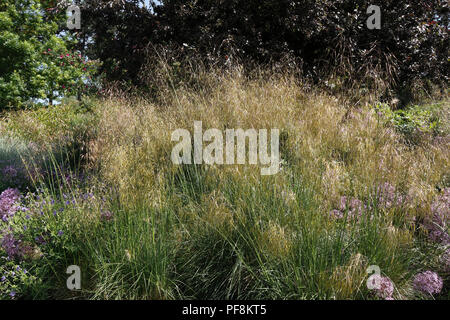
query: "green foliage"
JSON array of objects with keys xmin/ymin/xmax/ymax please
[
  {"xmin": 0, "ymin": 260, "xmax": 42, "ymax": 300},
  {"xmin": 376, "ymin": 102, "xmax": 447, "ymax": 138},
  {"xmin": 0, "ymin": 0, "xmax": 97, "ymax": 109},
  {"xmin": 75, "ymin": 0, "xmax": 448, "ymax": 95}
]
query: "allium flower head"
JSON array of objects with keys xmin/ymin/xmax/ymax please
[
  {"xmin": 0, "ymin": 188, "xmax": 21, "ymax": 220},
  {"xmin": 329, "ymin": 209, "xmax": 344, "ymax": 219},
  {"xmin": 413, "ymin": 271, "xmax": 443, "ymax": 295},
  {"xmin": 369, "ymin": 274, "xmax": 394, "ymax": 299},
  {"xmin": 2, "ymin": 165, "xmax": 18, "ymax": 179},
  {"xmin": 424, "ymin": 188, "xmax": 450, "ymax": 245},
  {"xmin": 1, "ymin": 233, "xmax": 21, "ymax": 259},
  {"xmin": 441, "ymin": 249, "xmax": 450, "ymax": 273},
  {"xmin": 334, "ymin": 196, "xmax": 366, "ymax": 221}
]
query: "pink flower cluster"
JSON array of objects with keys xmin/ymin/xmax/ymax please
[
  {"xmin": 329, "ymin": 183, "xmax": 407, "ymax": 221},
  {"xmin": 329, "ymin": 196, "xmax": 366, "ymax": 221},
  {"xmin": 2, "ymin": 165, "xmax": 18, "ymax": 179},
  {"xmin": 412, "ymin": 271, "xmax": 443, "ymax": 296},
  {"xmin": 424, "ymin": 188, "xmax": 450, "ymax": 245},
  {"xmin": 0, "ymin": 188, "xmax": 21, "ymax": 222},
  {"xmin": 370, "ymin": 274, "xmax": 395, "ymax": 300}
]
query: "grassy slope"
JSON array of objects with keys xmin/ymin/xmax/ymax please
[{"xmin": 0, "ymin": 71, "xmax": 449, "ymax": 300}]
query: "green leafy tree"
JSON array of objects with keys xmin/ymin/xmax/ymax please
[{"xmin": 0, "ymin": 0, "xmax": 97, "ymax": 109}]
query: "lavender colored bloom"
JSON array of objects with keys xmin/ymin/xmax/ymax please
[
  {"xmin": 424, "ymin": 188, "xmax": 449, "ymax": 245},
  {"xmin": 333, "ymin": 196, "xmax": 366, "ymax": 221},
  {"xmin": 35, "ymin": 235, "xmax": 47, "ymax": 245},
  {"xmin": 329, "ymin": 209, "xmax": 344, "ymax": 219},
  {"xmin": 1, "ymin": 233, "xmax": 21, "ymax": 259},
  {"xmin": 2, "ymin": 165, "xmax": 18, "ymax": 179},
  {"xmin": 0, "ymin": 188, "xmax": 21, "ymax": 220},
  {"xmin": 413, "ymin": 271, "xmax": 443, "ymax": 295},
  {"xmin": 57, "ymin": 230, "xmax": 63, "ymax": 236},
  {"xmin": 1, "ymin": 276, "xmax": 5, "ymax": 282},
  {"xmin": 369, "ymin": 275, "xmax": 394, "ymax": 299},
  {"xmin": 338, "ymin": 196, "xmax": 347, "ymax": 211},
  {"xmin": 9, "ymin": 291, "xmax": 16, "ymax": 298},
  {"xmin": 441, "ymin": 249, "xmax": 450, "ymax": 273}
]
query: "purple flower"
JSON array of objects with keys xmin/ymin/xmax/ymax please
[
  {"xmin": 2, "ymin": 165, "xmax": 18, "ymax": 179},
  {"xmin": 424, "ymin": 188, "xmax": 449, "ymax": 245},
  {"xmin": 369, "ymin": 275, "xmax": 394, "ymax": 299},
  {"xmin": 35, "ymin": 235, "xmax": 46, "ymax": 245},
  {"xmin": 1, "ymin": 276, "xmax": 5, "ymax": 282},
  {"xmin": 0, "ymin": 188, "xmax": 21, "ymax": 220},
  {"xmin": 57, "ymin": 230, "xmax": 63, "ymax": 236},
  {"xmin": 329, "ymin": 209, "xmax": 344, "ymax": 219},
  {"xmin": 1, "ymin": 233, "xmax": 21, "ymax": 259},
  {"xmin": 9, "ymin": 291, "xmax": 16, "ymax": 298},
  {"xmin": 441, "ymin": 249, "xmax": 450, "ymax": 273},
  {"xmin": 333, "ymin": 196, "xmax": 366, "ymax": 221},
  {"xmin": 413, "ymin": 271, "xmax": 443, "ymax": 296}
]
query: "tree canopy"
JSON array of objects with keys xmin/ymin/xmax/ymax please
[
  {"xmin": 0, "ymin": 0, "xmax": 96, "ymax": 109},
  {"xmin": 1, "ymin": 0, "xmax": 448, "ymax": 109}
]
